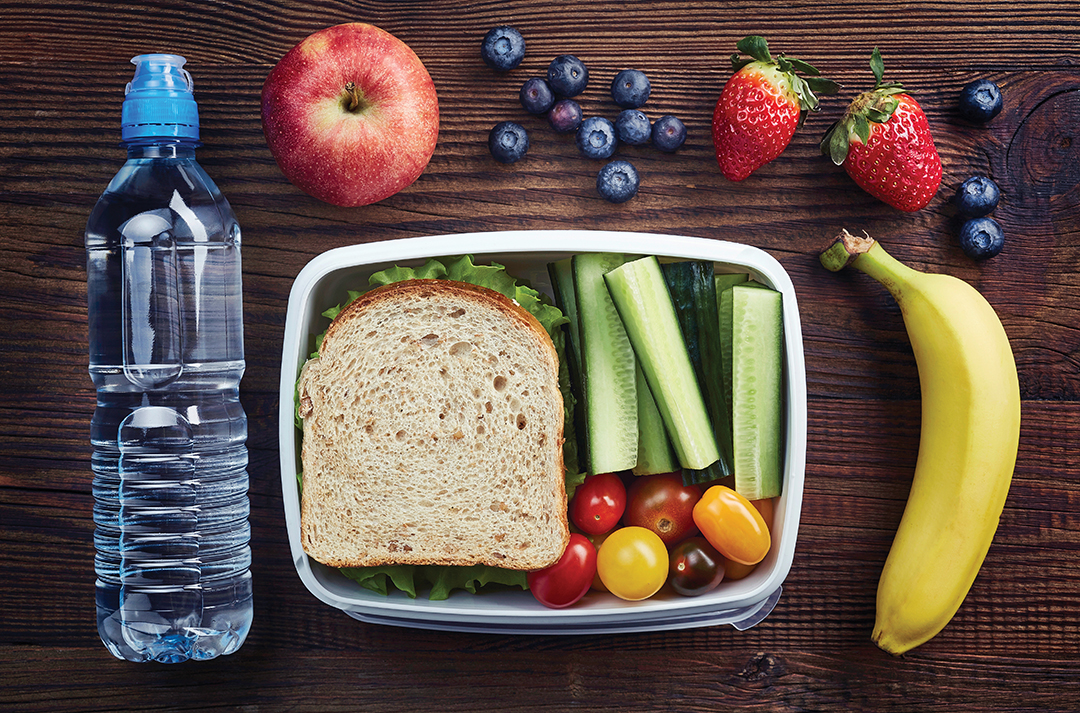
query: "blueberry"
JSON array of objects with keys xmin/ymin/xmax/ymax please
[
  {"xmin": 615, "ymin": 109, "xmax": 651, "ymax": 146},
  {"xmin": 958, "ymin": 216, "xmax": 1005, "ymax": 260},
  {"xmin": 611, "ymin": 69, "xmax": 651, "ymax": 109},
  {"xmin": 548, "ymin": 99, "xmax": 583, "ymax": 133},
  {"xmin": 489, "ymin": 121, "xmax": 529, "ymax": 164},
  {"xmin": 481, "ymin": 26, "xmax": 526, "ymax": 71},
  {"xmin": 596, "ymin": 160, "xmax": 640, "ymax": 203},
  {"xmin": 519, "ymin": 77, "xmax": 555, "ymax": 115},
  {"xmin": 959, "ymin": 79, "xmax": 1003, "ymax": 123},
  {"xmin": 954, "ymin": 176, "xmax": 1001, "ymax": 218},
  {"xmin": 652, "ymin": 115, "xmax": 686, "ymax": 152},
  {"xmin": 547, "ymin": 55, "xmax": 589, "ymax": 97},
  {"xmin": 575, "ymin": 116, "xmax": 618, "ymax": 160}
]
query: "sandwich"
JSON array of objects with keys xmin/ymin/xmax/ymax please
[{"xmin": 296, "ymin": 276, "xmax": 571, "ymax": 572}]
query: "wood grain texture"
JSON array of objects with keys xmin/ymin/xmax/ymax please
[{"xmin": 2, "ymin": 1, "xmax": 1079, "ymax": 711}]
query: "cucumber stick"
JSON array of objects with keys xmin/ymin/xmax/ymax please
[
  {"xmin": 715, "ymin": 273, "xmax": 750, "ymax": 422},
  {"xmin": 720, "ymin": 283, "xmax": 784, "ymax": 500},
  {"xmin": 663, "ymin": 261, "xmax": 734, "ymax": 481},
  {"xmin": 554, "ymin": 256, "xmax": 674, "ymax": 475},
  {"xmin": 548, "ymin": 258, "xmax": 589, "ymax": 470},
  {"xmin": 605, "ymin": 257, "xmax": 721, "ymax": 471},
  {"xmin": 548, "ymin": 259, "xmax": 583, "ymax": 377},
  {"xmin": 633, "ymin": 363, "xmax": 679, "ymax": 475},
  {"xmin": 715, "ymin": 273, "xmax": 751, "ymax": 292},
  {"xmin": 572, "ymin": 253, "xmax": 638, "ymax": 474}
]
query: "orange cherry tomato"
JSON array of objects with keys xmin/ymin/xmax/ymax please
[
  {"xmin": 751, "ymin": 497, "xmax": 775, "ymax": 532},
  {"xmin": 692, "ymin": 485, "xmax": 771, "ymax": 565},
  {"xmin": 588, "ymin": 530, "xmax": 612, "ymax": 592},
  {"xmin": 720, "ymin": 557, "xmax": 758, "ymax": 581}
]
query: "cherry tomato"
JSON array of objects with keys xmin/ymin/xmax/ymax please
[
  {"xmin": 588, "ymin": 530, "xmax": 612, "ymax": 592},
  {"xmin": 526, "ymin": 533, "xmax": 597, "ymax": 609},
  {"xmin": 668, "ymin": 537, "xmax": 725, "ymax": 597},
  {"xmin": 721, "ymin": 557, "xmax": 758, "ymax": 581},
  {"xmin": 596, "ymin": 526, "xmax": 668, "ymax": 601},
  {"xmin": 751, "ymin": 498, "xmax": 775, "ymax": 532},
  {"xmin": 692, "ymin": 485, "xmax": 771, "ymax": 565},
  {"xmin": 569, "ymin": 472, "xmax": 627, "ymax": 536},
  {"xmin": 624, "ymin": 471, "xmax": 702, "ymax": 546}
]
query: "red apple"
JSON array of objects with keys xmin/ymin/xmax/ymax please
[{"xmin": 261, "ymin": 23, "xmax": 439, "ymax": 207}]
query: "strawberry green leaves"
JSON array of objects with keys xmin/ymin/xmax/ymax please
[
  {"xmin": 868, "ymin": 45, "xmax": 887, "ymax": 86},
  {"xmin": 730, "ymin": 35, "xmax": 772, "ymax": 69},
  {"xmin": 821, "ymin": 47, "xmax": 905, "ymax": 166},
  {"xmin": 730, "ymin": 35, "xmax": 840, "ymax": 113}
]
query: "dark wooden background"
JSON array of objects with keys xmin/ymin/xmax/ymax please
[{"xmin": 2, "ymin": 1, "xmax": 1078, "ymax": 711}]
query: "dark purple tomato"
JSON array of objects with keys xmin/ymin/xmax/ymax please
[
  {"xmin": 527, "ymin": 533, "xmax": 597, "ymax": 609},
  {"xmin": 668, "ymin": 537, "xmax": 725, "ymax": 597}
]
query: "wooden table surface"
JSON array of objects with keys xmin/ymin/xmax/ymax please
[{"xmin": 3, "ymin": 1, "xmax": 1078, "ymax": 711}]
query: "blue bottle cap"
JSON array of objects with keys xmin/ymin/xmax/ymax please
[{"xmin": 121, "ymin": 54, "xmax": 200, "ymax": 141}]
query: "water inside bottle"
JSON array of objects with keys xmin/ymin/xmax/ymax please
[{"xmin": 87, "ymin": 154, "xmax": 252, "ymax": 662}]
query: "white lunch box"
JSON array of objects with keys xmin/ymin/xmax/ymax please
[{"xmin": 278, "ymin": 230, "xmax": 807, "ymax": 634}]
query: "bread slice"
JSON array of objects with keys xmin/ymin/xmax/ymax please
[{"xmin": 297, "ymin": 279, "xmax": 569, "ymax": 571}]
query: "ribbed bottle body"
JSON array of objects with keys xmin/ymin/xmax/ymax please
[{"xmin": 86, "ymin": 144, "xmax": 252, "ymax": 663}]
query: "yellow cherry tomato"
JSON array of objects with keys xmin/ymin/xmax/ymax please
[
  {"xmin": 596, "ymin": 526, "xmax": 668, "ymax": 601},
  {"xmin": 692, "ymin": 485, "xmax": 771, "ymax": 565}
]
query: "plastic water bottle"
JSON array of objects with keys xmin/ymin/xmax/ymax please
[{"xmin": 85, "ymin": 54, "xmax": 252, "ymax": 662}]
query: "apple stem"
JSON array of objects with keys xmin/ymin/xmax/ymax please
[{"xmin": 343, "ymin": 81, "xmax": 365, "ymax": 113}]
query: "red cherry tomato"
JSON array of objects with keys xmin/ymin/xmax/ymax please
[
  {"xmin": 669, "ymin": 536, "xmax": 725, "ymax": 597},
  {"xmin": 692, "ymin": 485, "xmax": 771, "ymax": 565},
  {"xmin": 569, "ymin": 472, "xmax": 626, "ymax": 536},
  {"xmin": 624, "ymin": 471, "xmax": 702, "ymax": 546},
  {"xmin": 526, "ymin": 533, "xmax": 597, "ymax": 609}
]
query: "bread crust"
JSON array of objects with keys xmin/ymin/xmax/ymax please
[{"xmin": 298, "ymin": 279, "xmax": 569, "ymax": 571}]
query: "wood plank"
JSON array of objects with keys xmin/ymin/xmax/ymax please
[{"xmin": 3, "ymin": 645, "xmax": 1080, "ymax": 712}]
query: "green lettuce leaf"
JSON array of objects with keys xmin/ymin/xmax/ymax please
[
  {"xmin": 341, "ymin": 564, "xmax": 528, "ymax": 601},
  {"xmin": 370, "ymin": 255, "xmax": 570, "ymax": 339},
  {"xmin": 550, "ymin": 323, "xmax": 583, "ymax": 484},
  {"xmin": 341, "ymin": 565, "xmax": 422, "ymax": 598},
  {"xmin": 299, "ymin": 255, "xmax": 584, "ymax": 600}
]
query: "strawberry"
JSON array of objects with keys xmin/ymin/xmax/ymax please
[
  {"xmin": 712, "ymin": 36, "xmax": 839, "ymax": 181},
  {"xmin": 821, "ymin": 48, "xmax": 942, "ymax": 212}
]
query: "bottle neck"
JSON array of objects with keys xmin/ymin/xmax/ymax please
[{"xmin": 123, "ymin": 139, "xmax": 199, "ymax": 160}]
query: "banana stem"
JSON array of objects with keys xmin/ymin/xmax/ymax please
[
  {"xmin": 820, "ymin": 229, "xmax": 875, "ymax": 271},
  {"xmin": 820, "ymin": 229, "xmax": 919, "ymax": 300}
]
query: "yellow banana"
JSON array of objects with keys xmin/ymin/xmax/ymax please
[{"xmin": 821, "ymin": 230, "xmax": 1020, "ymax": 656}]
